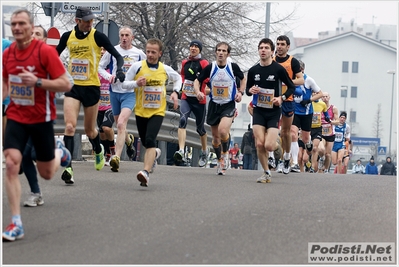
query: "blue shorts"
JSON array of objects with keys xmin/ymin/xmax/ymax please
[
  {"xmin": 110, "ymin": 91, "xmax": 135, "ymax": 116},
  {"xmin": 281, "ymin": 101, "xmax": 294, "ymax": 117},
  {"xmin": 332, "ymin": 142, "xmax": 345, "ymax": 152}
]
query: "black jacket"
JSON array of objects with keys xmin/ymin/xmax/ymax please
[{"xmin": 380, "ymin": 162, "xmax": 396, "ymax": 175}]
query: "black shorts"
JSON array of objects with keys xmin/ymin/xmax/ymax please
[
  {"xmin": 65, "ymin": 85, "xmax": 101, "ymax": 107},
  {"xmin": 252, "ymin": 107, "xmax": 281, "ymax": 129},
  {"xmin": 322, "ymin": 134, "xmax": 335, "ymax": 143},
  {"xmin": 311, "ymin": 127, "xmax": 323, "ymax": 141},
  {"xmin": 97, "ymin": 109, "xmax": 115, "ymax": 132},
  {"xmin": 206, "ymin": 100, "xmax": 236, "ymax": 126},
  {"xmin": 231, "ymin": 162, "xmax": 239, "ymax": 169},
  {"xmin": 4, "ymin": 119, "xmax": 55, "ymax": 162},
  {"xmin": 292, "ymin": 113, "xmax": 313, "ymax": 131},
  {"xmin": 281, "ymin": 101, "xmax": 294, "ymax": 117}
]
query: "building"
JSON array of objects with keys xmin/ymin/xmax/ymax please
[{"xmin": 289, "ymin": 31, "xmax": 396, "ymax": 158}]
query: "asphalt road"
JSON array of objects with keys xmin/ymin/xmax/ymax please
[{"xmin": 2, "ymin": 160, "xmax": 396, "ymax": 265}]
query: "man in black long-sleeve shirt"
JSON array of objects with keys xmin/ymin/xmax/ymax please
[
  {"xmin": 56, "ymin": 7, "xmax": 125, "ymax": 185},
  {"xmin": 246, "ymin": 37, "xmax": 295, "ymax": 183}
]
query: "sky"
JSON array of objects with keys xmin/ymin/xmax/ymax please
[{"xmin": 260, "ymin": 1, "xmax": 398, "ymax": 38}]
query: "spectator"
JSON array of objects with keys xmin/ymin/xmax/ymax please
[
  {"xmin": 241, "ymin": 124, "xmax": 254, "ymax": 170},
  {"xmin": 229, "ymin": 143, "xmax": 240, "ymax": 169},
  {"xmin": 365, "ymin": 156, "xmax": 378, "ymax": 175},
  {"xmin": 351, "ymin": 159, "xmax": 365, "ymax": 174},
  {"xmin": 380, "ymin": 156, "xmax": 396, "ymax": 176}
]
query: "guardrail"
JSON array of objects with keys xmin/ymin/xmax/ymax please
[{"xmin": 54, "ymin": 97, "xmax": 213, "ymax": 167}]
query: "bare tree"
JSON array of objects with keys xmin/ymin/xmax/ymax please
[
  {"xmin": 373, "ymin": 103, "xmax": 383, "ymax": 139},
  {"xmin": 107, "ymin": 2, "xmax": 297, "ymax": 70}
]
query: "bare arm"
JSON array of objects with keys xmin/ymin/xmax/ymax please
[{"xmin": 18, "ymin": 69, "xmax": 72, "ymax": 93}]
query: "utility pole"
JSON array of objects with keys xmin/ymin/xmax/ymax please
[
  {"xmin": 265, "ymin": 2, "xmax": 271, "ymax": 38},
  {"xmin": 103, "ymin": 3, "xmax": 109, "ymax": 37}
]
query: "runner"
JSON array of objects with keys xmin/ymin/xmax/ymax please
[
  {"xmin": 194, "ymin": 41, "xmax": 246, "ymax": 176},
  {"xmin": 122, "ymin": 38, "xmax": 182, "ymax": 186},
  {"xmin": 174, "ymin": 40, "xmax": 209, "ymax": 167},
  {"xmin": 56, "ymin": 7, "xmax": 125, "ymax": 183}
]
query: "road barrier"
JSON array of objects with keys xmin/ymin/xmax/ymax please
[{"xmin": 54, "ymin": 97, "xmax": 213, "ymax": 167}]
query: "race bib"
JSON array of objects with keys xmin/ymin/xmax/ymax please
[
  {"xmin": 70, "ymin": 58, "xmax": 89, "ymax": 80},
  {"xmin": 211, "ymin": 81, "xmax": 231, "ymax": 101},
  {"xmin": 335, "ymin": 132, "xmax": 344, "ymax": 142},
  {"xmin": 257, "ymin": 88, "xmax": 274, "ymax": 109},
  {"xmin": 122, "ymin": 60, "xmax": 133, "ymax": 74},
  {"xmin": 8, "ymin": 74, "xmax": 35, "ymax": 106},
  {"xmin": 312, "ymin": 112, "xmax": 321, "ymax": 125},
  {"xmin": 99, "ymin": 89, "xmax": 110, "ymax": 106},
  {"xmin": 142, "ymin": 86, "xmax": 162, "ymax": 108},
  {"xmin": 322, "ymin": 124, "xmax": 333, "ymax": 136},
  {"xmin": 182, "ymin": 80, "xmax": 195, "ymax": 97}
]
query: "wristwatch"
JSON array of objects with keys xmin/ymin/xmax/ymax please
[
  {"xmin": 281, "ymin": 94, "xmax": 286, "ymax": 101},
  {"xmin": 36, "ymin": 78, "xmax": 42, "ymax": 87}
]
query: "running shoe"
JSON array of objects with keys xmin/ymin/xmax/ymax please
[
  {"xmin": 222, "ymin": 153, "xmax": 229, "ymax": 170},
  {"xmin": 149, "ymin": 148, "xmax": 161, "ymax": 174},
  {"xmin": 309, "ymin": 167, "xmax": 315, "ymax": 173},
  {"xmin": 290, "ymin": 164, "xmax": 300, "ymax": 173},
  {"xmin": 216, "ymin": 159, "xmax": 225, "ymax": 175},
  {"xmin": 276, "ymin": 161, "xmax": 283, "ymax": 173},
  {"xmin": 198, "ymin": 151, "xmax": 208, "ymax": 167},
  {"xmin": 2, "ymin": 223, "xmax": 24, "ymax": 241},
  {"xmin": 268, "ymin": 157, "xmax": 276, "ymax": 169},
  {"xmin": 125, "ymin": 134, "xmax": 136, "ymax": 159},
  {"xmin": 173, "ymin": 149, "xmax": 184, "ymax": 162},
  {"xmin": 23, "ymin": 192, "xmax": 44, "ymax": 207},
  {"xmin": 105, "ymin": 153, "xmax": 111, "ymax": 166},
  {"xmin": 137, "ymin": 170, "xmax": 149, "ymax": 187},
  {"xmin": 318, "ymin": 156, "xmax": 325, "ymax": 171},
  {"xmin": 110, "ymin": 155, "xmax": 120, "ymax": 172},
  {"xmin": 61, "ymin": 167, "xmax": 74, "ymax": 184},
  {"xmin": 283, "ymin": 159, "xmax": 290, "ymax": 174},
  {"xmin": 56, "ymin": 139, "xmax": 71, "ymax": 167},
  {"xmin": 257, "ymin": 171, "xmax": 271, "ymax": 183},
  {"xmin": 94, "ymin": 144, "xmax": 105, "ymax": 171}
]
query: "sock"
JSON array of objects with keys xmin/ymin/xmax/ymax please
[
  {"xmin": 284, "ymin": 152, "xmax": 291, "ymax": 161},
  {"xmin": 221, "ymin": 135, "xmax": 230, "ymax": 153},
  {"xmin": 63, "ymin": 135, "xmax": 74, "ymax": 168},
  {"xmin": 101, "ymin": 139, "xmax": 110, "ymax": 154},
  {"xmin": 291, "ymin": 142, "xmax": 299, "ymax": 164},
  {"xmin": 268, "ymin": 151, "xmax": 275, "ymax": 159},
  {"xmin": 213, "ymin": 144, "xmax": 222, "ymax": 160},
  {"xmin": 90, "ymin": 134, "xmax": 102, "ymax": 154},
  {"xmin": 265, "ymin": 169, "xmax": 271, "ymax": 175},
  {"xmin": 12, "ymin": 215, "xmax": 22, "ymax": 227}
]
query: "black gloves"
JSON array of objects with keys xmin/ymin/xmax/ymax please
[
  {"xmin": 325, "ymin": 116, "xmax": 331, "ymax": 123},
  {"xmin": 115, "ymin": 69, "xmax": 125, "ymax": 83},
  {"xmin": 300, "ymin": 99, "xmax": 311, "ymax": 106}
]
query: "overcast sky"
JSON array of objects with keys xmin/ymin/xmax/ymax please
[{"xmin": 262, "ymin": 1, "xmax": 398, "ymax": 38}]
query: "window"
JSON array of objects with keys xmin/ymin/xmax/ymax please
[
  {"xmin": 350, "ymin": 86, "xmax": 357, "ymax": 98},
  {"xmin": 352, "ymin": 62, "xmax": 358, "ymax": 73},
  {"xmin": 341, "ymin": 87, "xmax": 348, "ymax": 97},
  {"xmin": 342, "ymin": 61, "xmax": 349, "ymax": 73},
  {"xmin": 349, "ymin": 111, "xmax": 356, "ymax": 123}
]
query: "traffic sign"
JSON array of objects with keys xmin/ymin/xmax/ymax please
[
  {"xmin": 41, "ymin": 2, "xmax": 62, "ymax": 16},
  {"xmin": 61, "ymin": 2, "xmax": 103, "ymax": 14},
  {"xmin": 378, "ymin": 146, "xmax": 387, "ymax": 155},
  {"xmin": 95, "ymin": 20, "xmax": 120, "ymax": 46},
  {"xmin": 47, "ymin": 27, "xmax": 61, "ymax": 48}
]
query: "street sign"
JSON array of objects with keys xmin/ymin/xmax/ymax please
[
  {"xmin": 61, "ymin": 2, "xmax": 103, "ymax": 14},
  {"xmin": 41, "ymin": 2, "xmax": 62, "ymax": 16},
  {"xmin": 47, "ymin": 27, "xmax": 60, "ymax": 48},
  {"xmin": 378, "ymin": 146, "xmax": 387, "ymax": 155},
  {"xmin": 95, "ymin": 20, "xmax": 120, "ymax": 46}
]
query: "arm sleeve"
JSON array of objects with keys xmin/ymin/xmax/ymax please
[
  {"xmin": 95, "ymin": 31, "xmax": 124, "ymax": 70},
  {"xmin": 98, "ymin": 51, "xmax": 113, "ymax": 79},
  {"xmin": 56, "ymin": 31, "xmax": 71, "ymax": 55}
]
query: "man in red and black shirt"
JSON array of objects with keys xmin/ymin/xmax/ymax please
[
  {"xmin": 2, "ymin": 9, "xmax": 72, "ymax": 241},
  {"xmin": 173, "ymin": 40, "xmax": 209, "ymax": 167}
]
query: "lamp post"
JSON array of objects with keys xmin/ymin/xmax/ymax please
[
  {"xmin": 340, "ymin": 86, "xmax": 348, "ymax": 112},
  {"xmin": 387, "ymin": 70, "xmax": 396, "ymax": 156}
]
